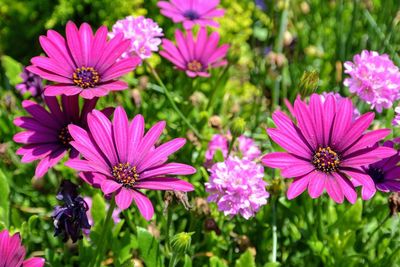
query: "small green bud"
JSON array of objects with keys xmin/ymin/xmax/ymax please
[
  {"xmin": 170, "ymin": 232, "xmax": 194, "ymax": 254},
  {"xmin": 230, "ymin": 117, "xmax": 246, "ymax": 138},
  {"xmin": 299, "ymin": 70, "xmax": 319, "ymax": 97}
]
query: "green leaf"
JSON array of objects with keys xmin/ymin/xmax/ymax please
[
  {"xmin": 0, "ymin": 169, "xmax": 10, "ymax": 227},
  {"xmin": 213, "ymin": 149, "xmax": 225, "ymax": 162},
  {"xmin": 235, "ymin": 250, "xmax": 256, "ymax": 267},
  {"xmin": 183, "ymin": 254, "xmax": 192, "ymax": 267},
  {"xmin": 210, "ymin": 256, "xmax": 228, "ymax": 267},
  {"xmin": 1, "ymin": 55, "xmax": 23, "ymax": 86},
  {"xmin": 91, "ymin": 193, "xmax": 106, "ymax": 226},
  {"xmin": 137, "ymin": 226, "xmax": 163, "ymax": 267}
]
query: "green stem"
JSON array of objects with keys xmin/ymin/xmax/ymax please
[
  {"xmin": 168, "ymin": 253, "xmax": 180, "ymax": 267},
  {"xmin": 91, "ymin": 196, "xmax": 116, "ymax": 267},
  {"xmin": 364, "ymin": 214, "xmax": 391, "ymax": 246},
  {"xmin": 146, "ymin": 62, "xmax": 203, "ymax": 140},
  {"xmin": 166, "ymin": 207, "xmax": 173, "ymax": 252},
  {"xmin": 271, "ymin": 197, "xmax": 278, "ymax": 262}
]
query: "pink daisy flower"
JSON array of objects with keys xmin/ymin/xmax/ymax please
[
  {"xmin": 65, "ymin": 107, "xmax": 196, "ymax": 220},
  {"xmin": 262, "ymin": 94, "xmax": 396, "ymax": 203},
  {"xmin": 160, "ymin": 27, "xmax": 229, "ymax": 78},
  {"xmin": 27, "ymin": 21, "xmax": 140, "ymax": 99},
  {"xmin": 109, "ymin": 16, "xmax": 163, "ymax": 60},
  {"xmin": 157, "ymin": 0, "xmax": 225, "ymax": 29},
  {"xmin": 13, "ymin": 95, "xmax": 111, "ymax": 178},
  {"xmin": 0, "ymin": 229, "xmax": 45, "ymax": 267}
]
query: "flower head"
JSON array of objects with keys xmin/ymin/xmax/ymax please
[
  {"xmin": 13, "ymin": 95, "xmax": 109, "ymax": 178},
  {"xmin": 205, "ymin": 134, "xmax": 229, "ymax": 161},
  {"xmin": 16, "ymin": 68, "xmax": 43, "ymax": 97},
  {"xmin": 27, "ymin": 21, "xmax": 140, "ymax": 99},
  {"xmin": 205, "ymin": 156, "xmax": 269, "ymax": 219},
  {"xmin": 109, "ymin": 16, "xmax": 163, "ymax": 61},
  {"xmin": 157, "ymin": 0, "xmax": 224, "ymax": 29},
  {"xmin": 364, "ymin": 140, "xmax": 400, "ymax": 193},
  {"xmin": 160, "ymin": 27, "xmax": 229, "ymax": 78},
  {"xmin": 238, "ymin": 135, "xmax": 261, "ymax": 161},
  {"xmin": 344, "ymin": 50, "xmax": 400, "ymax": 112},
  {"xmin": 262, "ymin": 94, "xmax": 396, "ymax": 203},
  {"xmin": 0, "ymin": 229, "xmax": 45, "ymax": 267},
  {"xmin": 65, "ymin": 106, "xmax": 196, "ymax": 220},
  {"xmin": 52, "ymin": 180, "xmax": 91, "ymax": 243}
]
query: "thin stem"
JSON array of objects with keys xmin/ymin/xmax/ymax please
[
  {"xmin": 166, "ymin": 207, "xmax": 173, "ymax": 252},
  {"xmin": 146, "ymin": 62, "xmax": 203, "ymax": 140},
  {"xmin": 91, "ymin": 196, "xmax": 116, "ymax": 267},
  {"xmin": 271, "ymin": 197, "xmax": 278, "ymax": 262},
  {"xmin": 364, "ymin": 214, "xmax": 391, "ymax": 245},
  {"xmin": 168, "ymin": 253, "xmax": 180, "ymax": 267}
]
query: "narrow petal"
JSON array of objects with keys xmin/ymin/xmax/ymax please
[
  {"xmin": 333, "ymin": 172, "xmax": 357, "ymax": 204},
  {"xmin": 23, "ymin": 257, "xmax": 45, "ymax": 267},
  {"xmin": 136, "ymin": 121, "xmax": 166, "ymax": 164},
  {"xmin": 307, "ymin": 171, "xmax": 327, "ymax": 198},
  {"xmin": 132, "ymin": 190, "xmax": 154, "ymax": 220},
  {"xmin": 112, "ymin": 106, "xmax": 129, "ymax": 163},
  {"xmin": 115, "ymin": 187, "xmax": 134, "ymax": 210},
  {"xmin": 261, "ymin": 152, "xmax": 309, "ymax": 168},
  {"xmin": 325, "ymin": 175, "xmax": 344, "ymax": 203},
  {"xmin": 287, "ymin": 176, "xmax": 309, "ymax": 199},
  {"xmin": 127, "ymin": 114, "xmax": 145, "ymax": 164},
  {"xmin": 135, "ymin": 178, "xmax": 194, "ymax": 191},
  {"xmin": 140, "ymin": 163, "xmax": 196, "ymax": 179},
  {"xmin": 101, "ymin": 180, "xmax": 122, "ymax": 194}
]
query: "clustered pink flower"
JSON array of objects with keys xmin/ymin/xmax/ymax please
[
  {"xmin": 28, "ymin": 21, "xmax": 140, "ymax": 99},
  {"xmin": 344, "ymin": 50, "xmax": 400, "ymax": 112},
  {"xmin": 263, "ymin": 94, "xmax": 395, "ymax": 203},
  {"xmin": 0, "ymin": 229, "xmax": 45, "ymax": 267},
  {"xmin": 157, "ymin": 0, "xmax": 224, "ymax": 29},
  {"xmin": 206, "ymin": 156, "xmax": 269, "ymax": 219},
  {"xmin": 393, "ymin": 106, "xmax": 400, "ymax": 126},
  {"xmin": 160, "ymin": 27, "xmax": 229, "ymax": 78},
  {"xmin": 205, "ymin": 133, "xmax": 261, "ymax": 162},
  {"xmin": 109, "ymin": 16, "xmax": 163, "ymax": 61}
]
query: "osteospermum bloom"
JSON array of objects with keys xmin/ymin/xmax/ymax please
[
  {"xmin": 16, "ymin": 68, "xmax": 43, "ymax": 97},
  {"xmin": 160, "ymin": 27, "xmax": 229, "ymax": 78},
  {"xmin": 0, "ymin": 230, "xmax": 45, "ymax": 267},
  {"xmin": 65, "ymin": 107, "xmax": 196, "ymax": 220},
  {"xmin": 262, "ymin": 94, "xmax": 396, "ymax": 203},
  {"xmin": 157, "ymin": 0, "xmax": 224, "ymax": 29},
  {"xmin": 27, "ymin": 21, "xmax": 140, "ymax": 99},
  {"xmin": 364, "ymin": 140, "xmax": 400, "ymax": 193},
  {"xmin": 13, "ymin": 95, "xmax": 110, "ymax": 178},
  {"xmin": 205, "ymin": 156, "xmax": 269, "ymax": 219},
  {"xmin": 109, "ymin": 16, "xmax": 163, "ymax": 60},
  {"xmin": 344, "ymin": 50, "xmax": 400, "ymax": 112}
]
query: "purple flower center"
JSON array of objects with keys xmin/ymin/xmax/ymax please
[
  {"xmin": 58, "ymin": 126, "xmax": 73, "ymax": 147},
  {"xmin": 183, "ymin": 10, "xmax": 200, "ymax": 20},
  {"xmin": 112, "ymin": 162, "xmax": 139, "ymax": 188},
  {"xmin": 367, "ymin": 167, "xmax": 385, "ymax": 183},
  {"xmin": 312, "ymin": 147, "xmax": 340, "ymax": 173},
  {"xmin": 187, "ymin": 60, "xmax": 203, "ymax": 72},
  {"xmin": 73, "ymin": 67, "xmax": 100, "ymax": 89}
]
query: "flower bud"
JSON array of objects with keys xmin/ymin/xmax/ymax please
[
  {"xmin": 299, "ymin": 70, "xmax": 319, "ymax": 97},
  {"xmin": 230, "ymin": 117, "xmax": 246, "ymax": 138},
  {"xmin": 170, "ymin": 232, "xmax": 194, "ymax": 254}
]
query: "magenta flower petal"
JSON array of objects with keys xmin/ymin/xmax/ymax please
[
  {"xmin": 132, "ymin": 190, "xmax": 154, "ymax": 220},
  {"xmin": 101, "ymin": 180, "xmax": 122, "ymax": 194},
  {"xmin": 23, "ymin": 257, "xmax": 45, "ymax": 267},
  {"xmin": 308, "ymin": 171, "xmax": 327, "ymax": 198},
  {"xmin": 287, "ymin": 176, "xmax": 310, "ymax": 199},
  {"xmin": 13, "ymin": 95, "xmax": 103, "ymax": 178},
  {"xmin": 140, "ymin": 163, "xmax": 196, "ymax": 179},
  {"xmin": 115, "ymin": 187, "xmax": 135, "ymax": 210},
  {"xmin": 263, "ymin": 93, "xmax": 395, "ymax": 203},
  {"xmin": 29, "ymin": 21, "xmax": 138, "ymax": 98},
  {"xmin": 127, "ymin": 114, "xmax": 145, "ymax": 164},
  {"xmin": 158, "ymin": 0, "xmax": 224, "ymax": 29},
  {"xmin": 0, "ymin": 230, "xmax": 44, "ymax": 267},
  {"xmin": 136, "ymin": 178, "xmax": 194, "ymax": 191}
]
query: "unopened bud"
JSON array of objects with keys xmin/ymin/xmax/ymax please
[
  {"xmin": 388, "ymin": 192, "xmax": 400, "ymax": 216},
  {"xmin": 170, "ymin": 232, "xmax": 194, "ymax": 254},
  {"xmin": 230, "ymin": 117, "xmax": 246, "ymax": 138},
  {"xmin": 209, "ymin": 115, "xmax": 222, "ymax": 129},
  {"xmin": 299, "ymin": 70, "xmax": 319, "ymax": 97}
]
